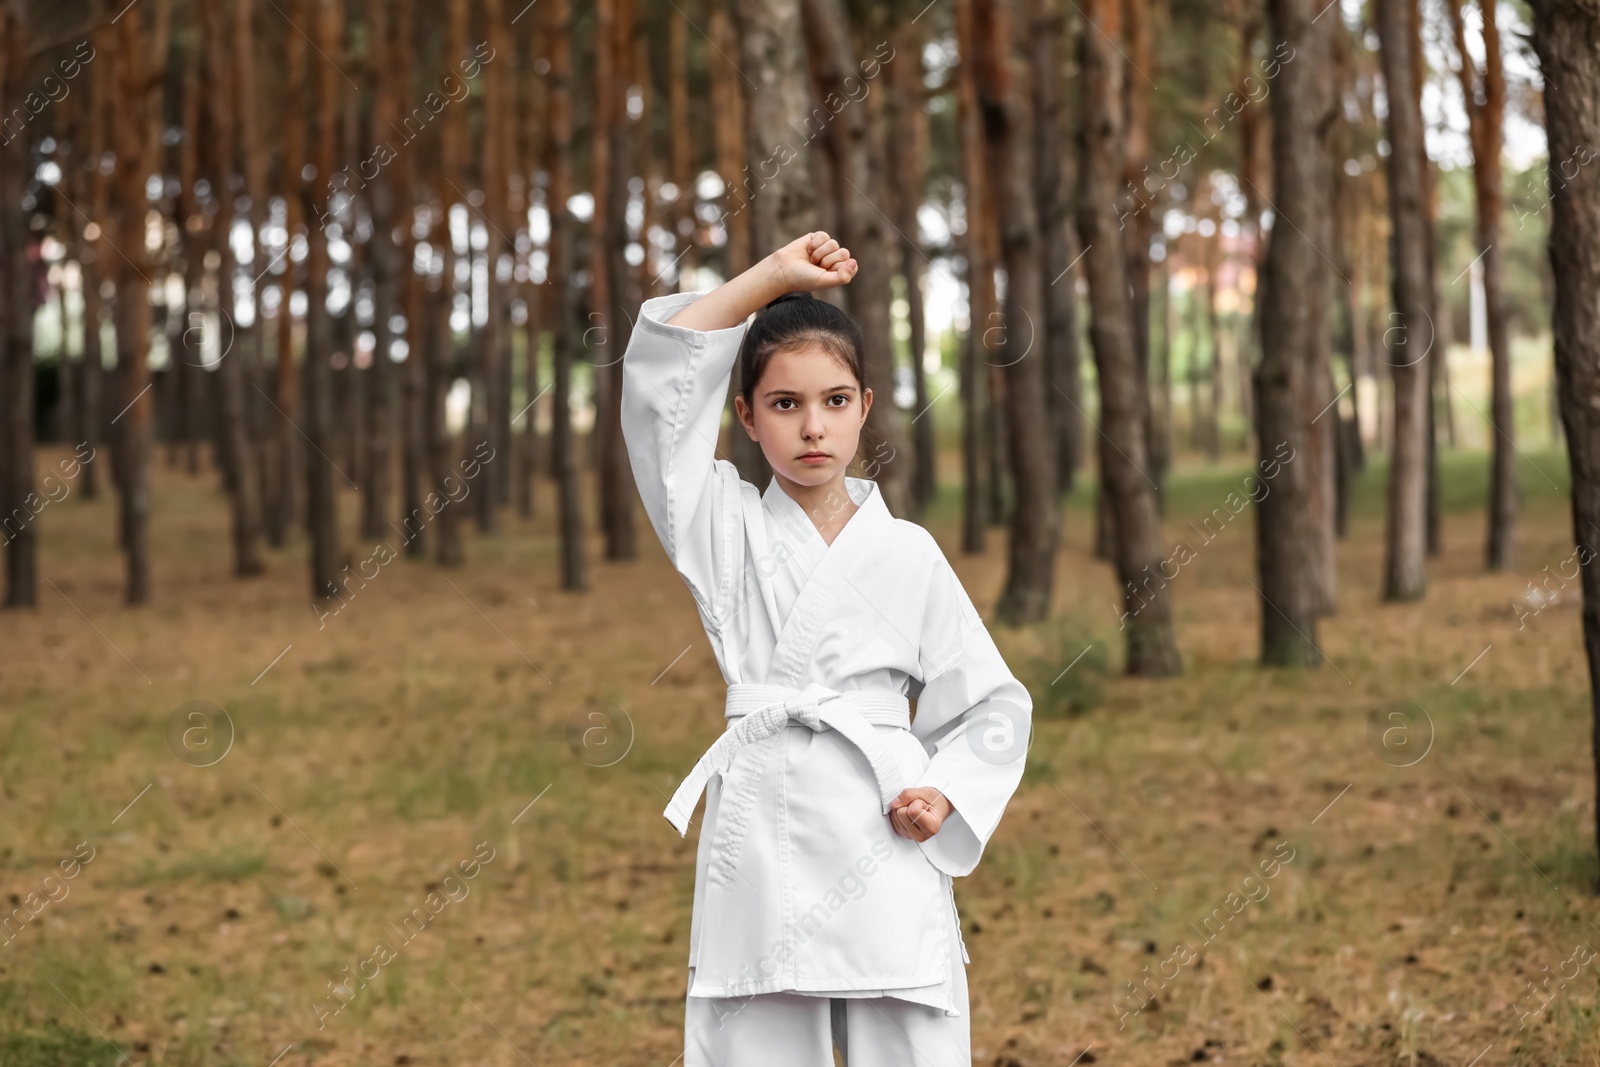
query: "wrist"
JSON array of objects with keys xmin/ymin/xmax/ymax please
[{"xmin": 750, "ymin": 253, "xmax": 792, "ymax": 303}]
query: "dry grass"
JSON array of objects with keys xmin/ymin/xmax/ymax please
[{"xmin": 0, "ymin": 439, "xmax": 1595, "ymax": 1066}]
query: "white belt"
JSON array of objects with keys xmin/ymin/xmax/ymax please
[{"xmin": 663, "ymin": 682, "xmax": 913, "ymax": 837}]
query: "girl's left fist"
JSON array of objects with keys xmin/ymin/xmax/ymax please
[{"xmin": 890, "ymin": 787, "xmax": 953, "ymax": 842}]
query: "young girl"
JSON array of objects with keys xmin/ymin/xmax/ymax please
[{"xmin": 620, "ymin": 232, "xmax": 1032, "ymax": 1066}]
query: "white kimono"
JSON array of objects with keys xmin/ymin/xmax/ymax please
[{"xmin": 620, "ymin": 290, "xmax": 1033, "ymax": 1017}]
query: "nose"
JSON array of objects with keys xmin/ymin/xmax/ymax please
[{"xmin": 802, "ymin": 402, "xmax": 825, "ymax": 442}]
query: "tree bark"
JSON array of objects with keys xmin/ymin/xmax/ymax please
[
  {"xmin": 200, "ymin": 0, "xmax": 265, "ymax": 577},
  {"xmin": 594, "ymin": 0, "xmax": 638, "ymax": 559},
  {"xmin": 1376, "ymin": 0, "xmax": 1431, "ymax": 601},
  {"xmin": 1076, "ymin": 0, "xmax": 1179, "ymax": 674},
  {"xmin": 955, "ymin": 0, "xmax": 992, "ymax": 556},
  {"xmin": 0, "ymin": 0, "xmax": 36, "ymax": 608},
  {"xmin": 267, "ymin": 0, "xmax": 308, "ymax": 548},
  {"xmin": 887, "ymin": 3, "xmax": 935, "ymax": 512},
  {"xmin": 547, "ymin": 0, "xmax": 585, "ymax": 589},
  {"xmin": 1528, "ymin": 0, "xmax": 1600, "ymax": 885},
  {"xmin": 971, "ymin": 0, "xmax": 1062, "ymax": 623},
  {"xmin": 301, "ymin": 0, "xmax": 343, "ymax": 598},
  {"xmin": 1034, "ymin": 0, "xmax": 1083, "ymax": 499},
  {"xmin": 110, "ymin": 0, "xmax": 172, "ymax": 605},
  {"xmin": 1253, "ymin": 0, "xmax": 1324, "ymax": 664},
  {"xmin": 1447, "ymin": 0, "xmax": 1515, "ymax": 571}
]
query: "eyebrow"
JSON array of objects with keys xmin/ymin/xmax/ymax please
[{"xmin": 762, "ymin": 384, "xmax": 857, "ymax": 398}]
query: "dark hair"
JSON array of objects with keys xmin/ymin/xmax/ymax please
[{"xmin": 736, "ymin": 291, "xmax": 883, "ymax": 476}]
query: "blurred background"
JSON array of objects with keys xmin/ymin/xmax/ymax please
[{"xmin": 1, "ymin": 0, "xmax": 1598, "ymax": 1063}]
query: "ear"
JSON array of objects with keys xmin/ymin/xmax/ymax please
[
  {"xmin": 733, "ymin": 395, "xmax": 758, "ymax": 441},
  {"xmin": 859, "ymin": 385, "xmax": 873, "ymax": 422}
]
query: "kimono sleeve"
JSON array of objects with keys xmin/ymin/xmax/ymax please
[
  {"xmin": 619, "ymin": 291, "xmax": 750, "ymax": 627},
  {"xmin": 906, "ymin": 545, "xmax": 1033, "ymax": 878}
]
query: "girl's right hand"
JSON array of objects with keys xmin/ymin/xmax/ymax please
[{"xmin": 765, "ymin": 231, "xmax": 858, "ymax": 293}]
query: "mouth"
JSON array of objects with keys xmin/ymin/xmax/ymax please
[{"xmin": 798, "ymin": 452, "xmax": 831, "ymax": 464}]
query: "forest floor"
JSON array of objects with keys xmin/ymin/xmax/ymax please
[{"xmin": 1, "ymin": 437, "xmax": 1596, "ymax": 1067}]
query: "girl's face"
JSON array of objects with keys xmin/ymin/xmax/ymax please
[{"xmin": 734, "ymin": 345, "xmax": 873, "ymax": 489}]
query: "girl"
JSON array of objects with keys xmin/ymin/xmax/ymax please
[{"xmin": 620, "ymin": 231, "xmax": 1032, "ymax": 1066}]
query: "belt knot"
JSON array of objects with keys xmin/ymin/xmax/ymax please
[{"xmin": 779, "ymin": 683, "xmax": 833, "ymax": 731}]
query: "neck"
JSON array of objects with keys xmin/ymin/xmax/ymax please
[{"xmin": 772, "ymin": 468, "xmax": 858, "ymax": 543}]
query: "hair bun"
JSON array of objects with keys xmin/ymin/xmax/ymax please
[{"xmin": 762, "ymin": 290, "xmax": 816, "ymax": 311}]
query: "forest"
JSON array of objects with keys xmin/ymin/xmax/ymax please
[{"xmin": 1, "ymin": 0, "xmax": 1599, "ymax": 1063}]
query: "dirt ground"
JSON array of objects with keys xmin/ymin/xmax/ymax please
[{"xmin": 1, "ymin": 440, "xmax": 1596, "ymax": 1066}]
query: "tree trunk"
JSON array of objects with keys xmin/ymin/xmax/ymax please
[
  {"xmin": 594, "ymin": 0, "xmax": 637, "ymax": 559},
  {"xmin": 234, "ymin": 0, "xmax": 273, "ymax": 546},
  {"xmin": 1411, "ymin": 0, "xmax": 1444, "ymax": 560},
  {"xmin": 1447, "ymin": 0, "xmax": 1515, "ymax": 571},
  {"xmin": 80, "ymin": 16, "xmax": 112, "ymax": 503},
  {"xmin": 0, "ymin": 0, "xmax": 36, "ymax": 607},
  {"xmin": 359, "ymin": 0, "xmax": 398, "ymax": 542},
  {"xmin": 1123, "ymin": 0, "xmax": 1157, "ymax": 489},
  {"xmin": 267, "ymin": 0, "xmax": 308, "ymax": 548},
  {"xmin": 1235, "ymin": 0, "xmax": 1266, "ymax": 457},
  {"xmin": 1255, "ymin": 0, "xmax": 1325, "ymax": 663},
  {"xmin": 1528, "ymin": 0, "xmax": 1600, "ymax": 886},
  {"xmin": 200, "ymin": 0, "xmax": 265, "ymax": 577},
  {"xmin": 955, "ymin": 0, "xmax": 991, "ymax": 556},
  {"xmin": 971, "ymin": 0, "xmax": 1062, "ymax": 623},
  {"xmin": 302, "ymin": 0, "xmax": 343, "ymax": 597},
  {"xmin": 1076, "ymin": 0, "xmax": 1179, "ymax": 674},
  {"xmin": 1376, "ymin": 0, "xmax": 1431, "ymax": 601},
  {"xmin": 110, "ymin": 0, "xmax": 172, "ymax": 605},
  {"xmin": 1034, "ymin": 0, "xmax": 1082, "ymax": 499},
  {"xmin": 1303, "ymin": 9, "xmax": 1338, "ymax": 617},
  {"xmin": 888, "ymin": 4, "xmax": 935, "ymax": 511},
  {"xmin": 547, "ymin": 0, "xmax": 585, "ymax": 589}
]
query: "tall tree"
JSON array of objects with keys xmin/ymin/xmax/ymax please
[
  {"xmin": 887, "ymin": 1, "xmax": 936, "ymax": 511},
  {"xmin": 1446, "ymin": 0, "xmax": 1515, "ymax": 570},
  {"xmin": 546, "ymin": 0, "xmax": 585, "ymax": 589},
  {"xmin": 79, "ymin": 14, "xmax": 114, "ymax": 504},
  {"xmin": 302, "ymin": 0, "xmax": 344, "ymax": 597},
  {"xmin": 971, "ymin": 0, "xmax": 1062, "ymax": 623},
  {"xmin": 362, "ymin": 0, "xmax": 400, "ymax": 542},
  {"xmin": 0, "ymin": 0, "xmax": 35, "ymax": 608},
  {"xmin": 1412, "ymin": 0, "xmax": 1446, "ymax": 559},
  {"xmin": 265, "ymin": 0, "xmax": 307, "ymax": 547},
  {"xmin": 1528, "ymin": 0, "xmax": 1600, "ymax": 877},
  {"xmin": 1304, "ymin": 6, "xmax": 1340, "ymax": 618},
  {"xmin": 110, "ymin": 0, "xmax": 172, "ymax": 604},
  {"xmin": 235, "ymin": 0, "xmax": 272, "ymax": 534},
  {"xmin": 1375, "ymin": 0, "xmax": 1432, "ymax": 601},
  {"xmin": 1035, "ymin": 0, "xmax": 1084, "ymax": 499},
  {"xmin": 1076, "ymin": 0, "xmax": 1180, "ymax": 673},
  {"xmin": 594, "ymin": 0, "xmax": 638, "ymax": 558},
  {"xmin": 1255, "ymin": 0, "xmax": 1325, "ymax": 667},
  {"xmin": 200, "ymin": 0, "xmax": 265, "ymax": 577},
  {"xmin": 393, "ymin": 0, "xmax": 429, "ymax": 561},
  {"xmin": 955, "ymin": 0, "xmax": 994, "ymax": 556},
  {"xmin": 428, "ymin": 0, "xmax": 469, "ymax": 567}
]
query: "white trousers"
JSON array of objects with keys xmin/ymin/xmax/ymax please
[{"xmin": 682, "ymin": 938, "xmax": 972, "ymax": 1066}]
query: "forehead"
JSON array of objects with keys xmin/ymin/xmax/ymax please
[{"xmin": 759, "ymin": 345, "xmax": 857, "ymax": 390}]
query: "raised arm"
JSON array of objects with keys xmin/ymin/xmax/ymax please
[{"xmin": 619, "ymin": 233, "xmax": 858, "ymax": 623}]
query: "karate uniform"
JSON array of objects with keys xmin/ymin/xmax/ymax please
[{"xmin": 620, "ymin": 290, "xmax": 1033, "ymax": 1065}]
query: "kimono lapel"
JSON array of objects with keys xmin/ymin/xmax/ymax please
[{"xmin": 761, "ymin": 476, "xmax": 895, "ymax": 688}]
